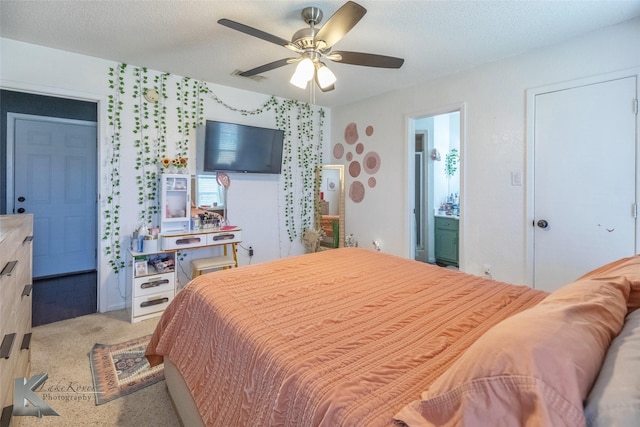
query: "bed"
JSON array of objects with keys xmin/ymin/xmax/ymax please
[{"xmin": 146, "ymin": 247, "xmax": 640, "ymax": 426}]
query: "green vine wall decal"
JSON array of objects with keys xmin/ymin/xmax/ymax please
[
  {"xmin": 154, "ymin": 73, "xmax": 169, "ymax": 153},
  {"xmin": 273, "ymin": 99, "xmax": 324, "ymax": 242},
  {"xmin": 132, "ymin": 66, "xmax": 161, "ymax": 226},
  {"xmin": 295, "ymin": 102, "xmax": 323, "ymax": 234},
  {"xmin": 103, "ymin": 65, "xmax": 325, "ymax": 273},
  {"xmin": 153, "ymin": 72, "xmax": 170, "ymax": 222},
  {"xmin": 276, "ymin": 100, "xmax": 295, "ymax": 240},
  {"xmin": 104, "ymin": 63, "xmax": 127, "ymax": 272},
  {"xmin": 192, "ymin": 80, "xmax": 205, "ymax": 126},
  {"xmin": 176, "ymin": 77, "xmax": 192, "ymax": 157}
]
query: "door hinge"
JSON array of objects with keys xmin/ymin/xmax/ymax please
[
  {"xmin": 634, "ymin": 99, "xmax": 638, "ymax": 115},
  {"xmin": 633, "ymin": 203, "xmax": 638, "ymax": 219}
]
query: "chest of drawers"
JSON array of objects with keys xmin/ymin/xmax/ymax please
[{"xmin": 0, "ymin": 214, "xmax": 33, "ymax": 426}]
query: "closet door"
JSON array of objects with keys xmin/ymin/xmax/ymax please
[
  {"xmin": 532, "ymin": 76, "xmax": 637, "ymax": 291},
  {"xmin": 12, "ymin": 114, "xmax": 97, "ymax": 277}
]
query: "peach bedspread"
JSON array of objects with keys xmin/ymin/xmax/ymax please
[{"xmin": 146, "ymin": 248, "xmax": 547, "ymax": 426}]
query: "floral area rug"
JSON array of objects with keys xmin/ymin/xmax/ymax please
[{"xmin": 89, "ymin": 334, "xmax": 164, "ymax": 405}]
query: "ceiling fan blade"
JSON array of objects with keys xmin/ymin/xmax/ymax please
[
  {"xmin": 239, "ymin": 58, "xmax": 296, "ymax": 77},
  {"xmin": 218, "ymin": 18, "xmax": 291, "ymax": 48},
  {"xmin": 330, "ymin": 51, "xmax": 405, "ymax": 68},
  {"xmin": 314, "ymin": 1, "xmax": 366, "ymax": 49}
]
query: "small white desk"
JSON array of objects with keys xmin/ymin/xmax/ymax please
[{"xmin": 126, "ymin": 228, "xmax": 242, "ymax": 323}]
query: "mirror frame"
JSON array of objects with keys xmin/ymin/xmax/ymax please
[{"xmin": 316, "ymin": 165, "xmax": 345, "ymax": 248}]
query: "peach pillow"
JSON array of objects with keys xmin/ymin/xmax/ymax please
[{"xmin": 395, "ymin": 255, "xmax": 640, "ymax": 427}]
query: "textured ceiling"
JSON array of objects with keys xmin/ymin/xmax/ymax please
[{"xmin": 2, "ymin": 0, "xmax": 640, "ymax": 107}]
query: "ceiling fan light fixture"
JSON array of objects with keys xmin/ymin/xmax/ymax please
[
  {"xmin": 220, "ymin": 1, "xmax": 404, "ymax": 94},
  {"xmin": 290, "ymin": 72, "xmax": 308, "ymax": 89},
  {"xmin": 316, "ymin": 63, "xmax": 336, "ymax": 89},
  {"xmin": 290, "ymin": 57, "xmax": 315, "ymax": 89}
]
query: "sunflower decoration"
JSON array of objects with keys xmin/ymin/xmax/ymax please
[{"xmin": 161, "ymin": 157, "xmax": 188, "ymax": 169}]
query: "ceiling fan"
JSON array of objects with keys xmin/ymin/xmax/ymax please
[{"xmin": 218, "ymin": 1, "xmax": 404, "ymax": 92}]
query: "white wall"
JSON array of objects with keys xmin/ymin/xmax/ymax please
[
  {"xmin": 332, "ymin": 19, "xmax": 640, "ymax": 284},
  {"xmin": 1, "ymin": 38, "xmax": 330, "ymax": 312}
]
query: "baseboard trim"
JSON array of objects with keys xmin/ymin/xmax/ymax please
[{"xmin": 105, "ymin": 301, "xmax": 126, "ymax": 312}]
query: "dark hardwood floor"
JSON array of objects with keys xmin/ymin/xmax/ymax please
[{"xmin": 32, "ymin": 271, "xmax": 97, "ymax": 326}]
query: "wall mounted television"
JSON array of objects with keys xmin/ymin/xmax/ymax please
[{"xmin": 196, "ymin": 120, "xmax": 285, "ymax": 174}]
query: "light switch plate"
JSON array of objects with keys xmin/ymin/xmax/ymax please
[{"xmin": 511, "ymin": 170, "xmax": 522, "ymax": 186}]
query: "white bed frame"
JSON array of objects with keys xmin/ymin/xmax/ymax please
[{"xmin": 164, "ymin": 357, "xmax": 205, "ymax": 427}]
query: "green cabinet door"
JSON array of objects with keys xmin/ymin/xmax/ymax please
[{"xmin": 434, "ymin": 216, "xmax": 459, "ymax": 266}]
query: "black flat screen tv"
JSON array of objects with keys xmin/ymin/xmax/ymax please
[{"xmin": 196, "ymin": 120, "xmax": 285, "ymax": 174}]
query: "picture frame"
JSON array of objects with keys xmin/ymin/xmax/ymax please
[{"xmin": 134, "ymin": 260, "xmax": 148, "ymax": 277}]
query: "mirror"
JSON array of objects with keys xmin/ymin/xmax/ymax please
[{"xmin": 316, "ymin": 165, "xmax": 345, "ymax": 249}]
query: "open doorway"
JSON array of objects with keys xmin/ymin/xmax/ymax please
[
  {"xmin": 2, "ymin": 90, "xmax": 98, "ymax": 325},
  {"xmin": 410, "ymin": 108, "xmax": 461, "ymax": 266}
]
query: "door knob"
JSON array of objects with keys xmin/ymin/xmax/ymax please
[
  {"xmin": 537, "ymin": 219, "xmax": 549, "ymax": 229},
  {"xmin": 17, "ymin": 208, "xmax": 25, "ymax": 214},
  {"xmin": 17, "ymin": 196, "xmax": 25, "ymax": 202}
]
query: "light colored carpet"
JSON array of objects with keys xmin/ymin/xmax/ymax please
[{"xmin": 23, "ymin": 310, "xmax": 180, "ymax": 426}]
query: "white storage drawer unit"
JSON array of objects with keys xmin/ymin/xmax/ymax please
[{"xmin": 126, "ymin": 251, "xmax": 176, "ymax": 323}]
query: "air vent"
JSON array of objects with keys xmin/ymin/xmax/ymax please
[{"xmin": 231, "ymin": 69, "xmax": 266, "ymax": 82}]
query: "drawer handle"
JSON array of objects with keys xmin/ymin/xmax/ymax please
[
  {"xmin": 140, "ymin": 279, "xmax": 169, "ymax": 289},
  {"xmin": 0, "ymin": 261, "xmax": 17, "ymax": 277},
  {"xmin": 22, "ymin": 284, "xmax": 33, "ymax": 297},
  {"xmin": 23, "ymin": 235, "xmax": 34, "ymax": 243},
  {"xmin": 213, "ymin": 233, "xmax": 236, "ymax": 241},
  {"xmin": 0, "ymin": 333, "xmax": 16, "ymax": 359},
  {"xmin": 1, "ymin": 406, "xmax": 13, "ymax": 427},
  {"xmin": 21, "ymin": 333, "xmax": 32, "ymax": 350},
  {"xmin": 140, "ymin": 297, "xmax": 169, "ymax": 308},
  {"xmin": 176, "ymin": 237, "xmax": 202, "ymax": 245}
]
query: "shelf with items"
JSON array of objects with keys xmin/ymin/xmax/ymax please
[
  {"xmin": 131, "ymin": 251, "xmax": 176, "ymax": 278},
  {"xmin": 160, "ymin": 174, "xmax": 190, "ymax": 232}
]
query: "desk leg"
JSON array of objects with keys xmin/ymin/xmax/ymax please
[
  {"xmin": 231, "ymin": 243, "xmax": 238, "ymax": 267},
  {"xmin": 222, "ymin": 243, "xmax": 239, "ymax": 268}
]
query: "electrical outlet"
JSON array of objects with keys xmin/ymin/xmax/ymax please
[
  {"xmin": 483, "ymin": 264, "xmax": 492, "ymax": 278},
  {"xmin": 373, "ymin": 240, "xmax": 381, "ymax": 252},
  {"xmin": 249, "ymin": 246, "xmax": 254, "ymax": 257}
]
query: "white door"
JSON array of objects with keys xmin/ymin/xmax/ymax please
[
  {"xmin": 9, "ymin": 114, "xmax": 97, "ymax": 278},
  {"xmin": 532, "ymin": 76, "xmax": 637, "ymax": 291}
]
